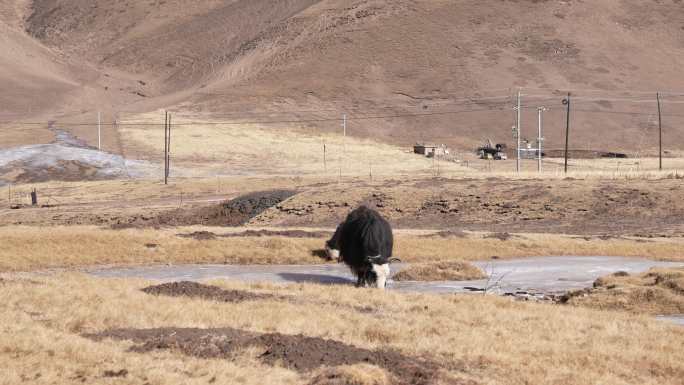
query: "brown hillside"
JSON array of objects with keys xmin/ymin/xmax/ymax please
[{"xmin": 3, "ymin": 0, "xmax": 684, "ymax": 153}]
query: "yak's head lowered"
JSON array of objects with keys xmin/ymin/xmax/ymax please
[{"xmin": 360, "ymin": 256, "xmax": 390, "ymax": 289}]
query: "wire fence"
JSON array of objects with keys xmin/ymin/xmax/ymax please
[{"xmin": 1, "ymin": 88, "xmax": 683, "ymax": 190}]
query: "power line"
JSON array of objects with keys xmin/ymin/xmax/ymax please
[{"xmin": 0, "ymin": 106, "xmax": 512, "ymax": 127}]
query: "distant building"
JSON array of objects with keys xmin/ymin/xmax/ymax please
[{"xmin": 414, "ymin": 143, "xmax": 448, "ymax": 158}]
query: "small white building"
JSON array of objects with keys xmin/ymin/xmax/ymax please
[{"xmin": 414, "ymin": 143, "xmax": 448, "ymax": 158}]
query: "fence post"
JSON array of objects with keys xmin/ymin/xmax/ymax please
[
  {"xmin": 167, "ymin": 112, "xmax": 172, "ymax": 181},
  {"xmin": 516, "ymin": 89, "xmax": 522, "ymax": 173},
  {"xmin": 97, "ymin": 111, "xmax": 101, "ymax": 150},
  {"xmin": 563, "ymin": 93, "xmax": 572, "ymax": 173},
  {"xmin": 164, "ymin": 111, "xmax": 168, "ymax": 185},
  {"xmin": 657, "ymin": 92, "xmax": 663, "ymax": 171}
]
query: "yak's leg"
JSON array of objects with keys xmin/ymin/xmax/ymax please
[
  {"xmin": 356, "ymin": 273, "xmax": 365, "ymax": 287},
  {"xmin": 372, "ymin": 263, "xmax": 390, "ymax": 289}
]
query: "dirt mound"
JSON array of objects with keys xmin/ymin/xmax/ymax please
[
  {"xmin": 308, "ymin": 364, "xmax": 391, "ymax": 385},
  {"xmin": 177, "ymin": 229, "xmax": 330, "ymax": 240},
  {"xmin": 141, "ymin": 282, "xmax": 275, "ymax": 303},
  {"xmin": 85, "ymin": 327, "xmax": 445, "ymax": 385},
  {"xmin": 102, "ymin": 369, "xmax": 128, "ymax": 378},
  {"xmin": 483, "ymin": 233, "xmax": 517, "ymax": 242},
  {"xmin": 176, "ymin": 231, "xmax": 218, "ymax": 240},
  {"xmin": 112, "ymin": 190, "xmax": 296, "ymax": 228},
  {"xmin": 393, "ymin": 262, "xmax": 486, "ymax": 282},
  {"xmin": 169, "ymin": 189, "xmax": 296, "ymax": 227},
  {"xmin": 421, "ymin": 230, "xmax": 467, "ymax": 239}
]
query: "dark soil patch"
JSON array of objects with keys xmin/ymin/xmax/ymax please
[
  {"xmin": 102, "ymin": 369, "xmax": 128, "ymax": 378},
  {"xmin": 483, "ymin": 232, "xmax": 514, "ymax": 241},
  {"xmin": 223, "ymin": 229, "xmax": 329, "ymax": 238},
  {"xmin": 177, "ymin": 229, "xmax": 329, "ymax": 240},
  {"xmin": 85, "ymin": 327, "xmax": 444, "ymax": 385},
  {"xmin": 421, "ymin": 230, "xmax": 467, "ymax": 238},
  {"xmin": 198, "ymin": 190, "xmax": 297, "ymax": 226},
  {"xmin": 112, "ymin": 190, "xmax": 296, "ymax": 229},
  {"xmin": 141, "ymin": 281, "xmax": 275, "ymax": 303},
  {"xmin": 543, "ymin": 149, "xmax": 628, "ymax": 159},
  {"xmin": 177, "ymin": 231, "xmax": 218, "ymax": 240}
]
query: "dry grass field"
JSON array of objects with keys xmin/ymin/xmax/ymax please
[
  {"xmin": 1, "ymin": 274, "xmax": 683, "ymax": 385},
  {"xmin": 1, "ymin": 226, "xmax": 683, "ymax": 273},
  {"xmin": 117, "ymin": 111, "xmax": 684, "ymax": 180},
  {"xmin": 118, "ymin": 111, "xmax": 468, "ymax": 178},
  {"xmin": 2, "ymin": 169, "xmax": 684, "ymax": 385},
  {"xmin": 3, "ymin": 1, "xmax": 684, "ymax": 383}
]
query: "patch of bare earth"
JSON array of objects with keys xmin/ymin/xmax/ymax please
[
  {"xmin": 260, "ymin": 179, "xmax": 684, "ymax": 237},
  {"xmin": 141, "ymin": 281, "xmax": 276, "ymax": 303},
  {"xmin": 111, "ymin": 190, "xmax": 296, "ymax": 228},
  {"xmin": 84, "ymin": 328, "xmax": 454, "ymax": 385},
  {"xmin": 177, "ymin": 229, "xmax": 330, "ymax": 240},
  {"xmin": 561, "ymin": 267, "xmax": 684, "ymax": 315},
  {"xmin": 393, "ymin": 262, "xmax": 486, "ymax": 282}
]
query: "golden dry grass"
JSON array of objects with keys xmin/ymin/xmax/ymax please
[
  {"xmin": 392, "ymin": 261, "xmax": 486, "ymax": 282},
  {"xmin": 119, "ymin": 111, "xmax": 467, "ymax": 178},
  {"xmin": 1, "ymin": 226, "xmax": 684, "ymax": 272},
  {"xmin": 118, "ymin": 111, "xmax": 684, "ymax": 180},
  {"xmin": 566, "ymin": 267, "xmax": 684, "ymax": 315},
  {"xmin": 2, "ymin": 226, "xmax": 684, "ymax": 273},
  {"xmin": 0, "ymin": 274, "xmax": 682, "ymax": 385},
  {"xmin": 0, "ymin": 124, "xmax": 54, "ymax": 149}
]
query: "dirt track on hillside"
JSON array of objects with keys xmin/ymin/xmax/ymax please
[{"xmin": 4, "ymin": 0, "xmax": 684, "ymax": 154}]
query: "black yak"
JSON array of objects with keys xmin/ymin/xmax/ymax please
[
  {"xmin": 326, "ymin": 206, "xmax": 394, "ymax": 289},
  {"xmin": 325, "ymin": 223, "xmax": 343, "ymax": 262}
]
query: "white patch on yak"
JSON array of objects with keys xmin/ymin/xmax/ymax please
[
  {"xmin": 372, "ymin": 262, "xmax": 390, "ymax": 289},
  {"xmin": 325, "ymin": 246, "xmax": 340, "ymax": 261}
]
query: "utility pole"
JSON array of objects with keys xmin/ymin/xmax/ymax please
[
  {"xmin": 657, "ymin": 92, "xmax": 663, "ymax": 171},
  {"xmin": 97, "ymin": 111, "xmax": 101, "ymax": 150},
  {"xmin": 537, "ymin": 107, "xmax": 546, "ymax": 173},
  {"xmin": 563, "ymin": 93, "xmax": 572, "ymax": 173},
  {"xmin": 516, "ymin": 89, "xmax": 522, "ymax": 173},
  {"xmin": 339, "ymin": 113, "xmax": 346, "ymax": 183},
  {"xmin": 167, "ymin": 112, "xmax": 172, "ymax": 182},
  {"xmin": 343, "ymin": 113, "xmax": 347, "ymax": 139},
  {"xmin": 164, "ymin": 111, "xmax": 168, "ymax": 185}
]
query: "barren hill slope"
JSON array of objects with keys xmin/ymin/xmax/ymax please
[{"xmin": 5, "ymin": 0, "xmax": 684, "ymax": 153}]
